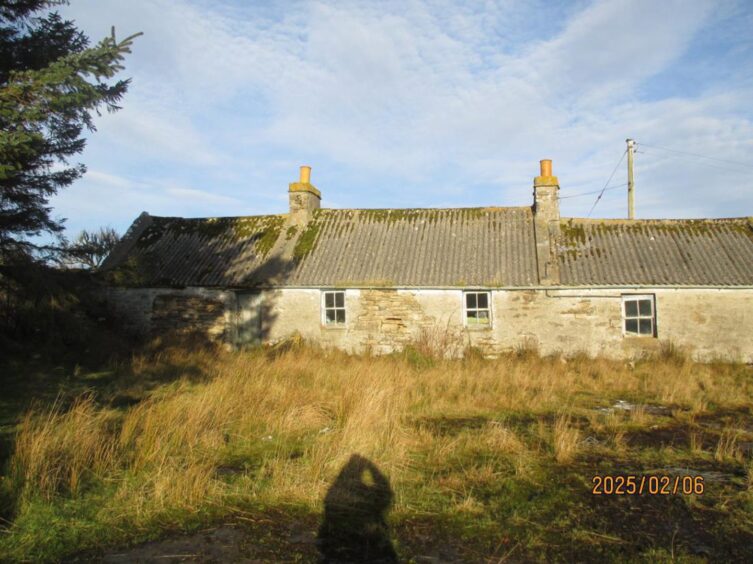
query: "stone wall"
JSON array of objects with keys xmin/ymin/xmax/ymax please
[
  {"xmin": 266, "ymin": 287, "xmax": 753, "ymax": 361},
  {"xmin": 102, "ymin": 287, "xmax": 236, "ymax": 344},
  {"xmin": 151, "ymin": 294, "xmax": 227, "ymax": 340},
  {"xmin": 353, "ymin": 290, "xmax": 439, "ymax": 354},
  {"xmin": 103, "ymin": 286, "xmax": 753, "ymax": 362}
]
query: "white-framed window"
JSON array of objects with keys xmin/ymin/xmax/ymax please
[
  {"xmin": 322, "ymin": 290, "xmax": 346, "ymax": 326},
  {"xmin": 464, "ymin": 291, "xmax": 492, "ymax": 327},
  {"xmin": 622, "ymin": 294, "xmax": 656, "ymax": 337}
]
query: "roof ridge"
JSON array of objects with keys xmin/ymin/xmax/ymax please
[
  {"xmin": 147, "ymin": 213, "xmax": 287, "ymax": 221},
  {"xmin": 332, "ymin": 205, "xmax": 530, "ymax": 211},
  {"xmin": 562, "ymin": 216, "xmax": 752, "ymax": 224},
  {"xmin": 141, "ymin": 206, "xmax": 532, "ymax": 222}
]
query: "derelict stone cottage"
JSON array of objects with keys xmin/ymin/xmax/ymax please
[{"xmin": 100, "ymin": 161, "xmax": 753, "ymax": 361}]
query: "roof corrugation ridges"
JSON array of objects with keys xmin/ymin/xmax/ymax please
[
  {"xmin": 558, "ymin": 219, "xmax": 753, "ymax": 286},
  {"xmin": 286, "ymin": 208, "xmax": 537, "ymax": 287},
  {"xmin": 104, "ymin": 210, "xmax": 753, "ymax": 288}
]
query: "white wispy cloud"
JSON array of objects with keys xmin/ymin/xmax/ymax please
[
  {"xmin": 53, "ymin": 0, "xmax": 753, "ymax": 237},
  {"xmin": 164, "ymin": 186, "xmax": 242, "ymax": 207}
]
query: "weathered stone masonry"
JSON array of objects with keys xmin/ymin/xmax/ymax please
[
  {"xmin": 354, "ymin": 290, "xmax": 438, "ymax": 353},
  {"xmin": 102, "ymin": 287, "xmax": 236, "ymax": 341},
  {"xmin": 102, "ymin": 285, "xmax": 753, "ymax": 362},
  {"xmin": 100, "ymin": 162, "xmax": 753, "ymax": 362}
]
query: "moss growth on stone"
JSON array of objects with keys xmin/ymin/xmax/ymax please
[{"xmin": 285, "ymin": 225, "xmax": 298, "ymax": 240}]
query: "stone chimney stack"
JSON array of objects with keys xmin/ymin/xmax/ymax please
[
  {"xmin": 288, "ymin": 165, "xmax": 321, "ymax": 225},
  {"xmin": 532, "ymin": 159, "xmax": 560, "ymax": 285},
  {"xmin": 533, "ymin": 159, "xmax": 560, "ymax": 222}
]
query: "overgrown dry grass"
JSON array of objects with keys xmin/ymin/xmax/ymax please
[{"xmin": 2, "ymin": 342, "xmax": 753, "ymax": 561}]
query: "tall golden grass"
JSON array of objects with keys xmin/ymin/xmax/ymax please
[{"xmin": 8, "ymin": 343, "xmax": 752, "ymax": 528}]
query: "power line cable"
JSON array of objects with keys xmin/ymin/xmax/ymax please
[
  {"xmin": 586, "ymin": 149, "xmax": 626, "ymax": 218},
  {"xmin": 639, "ymin": 148, "xmax": 740, "ymax": 173},
  {"xmin": 558, "ymin": 183, "xmax": 627, "ymax": 200},
  {"xmin": 638, "ymin": 142, "xmax": 753, "ymax": 170}
]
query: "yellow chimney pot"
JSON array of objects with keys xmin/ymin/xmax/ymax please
[
  {"xmin": 300, "ymin": 165, "xmax": 311, "ymax": 184},
  {"xmin": 289, "ymin": 165, "xmax": 321, "ymax": 198},
  {"xmin": 534, "ymin": 158, "xmax": 559, "ymax": 187}
]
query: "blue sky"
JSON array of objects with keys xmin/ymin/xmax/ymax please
[{"xmin": 52, "ymin": 0, "xmax": 753, "ymax": 237}]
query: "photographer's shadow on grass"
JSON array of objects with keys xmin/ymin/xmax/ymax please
[{"xmin": 317, "ymin": 454, "xmax": 398, "ymax": 563}]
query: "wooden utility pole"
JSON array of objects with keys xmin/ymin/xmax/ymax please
[{"xmin": 627, "ymin": 138, "xmax": 635, "ymax": 219}]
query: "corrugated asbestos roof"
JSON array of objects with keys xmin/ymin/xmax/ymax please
[
  {"xmin": 100, "ymin": 213, "xmax": 293, "ymax": 287},
  {"xmin": 101, "ymin": 209, "xmax": 753, "ymax": 288},
  {"xmin": 102, "ymin": 207, "xmax": 538, "ymax": 287},
  {"xmin": 287, "ymin": 208, "xmax": 537, "ymax": 286},
  {"xmin": 558, "ymin": 218, "xmax": 753, "ymax": 286}
]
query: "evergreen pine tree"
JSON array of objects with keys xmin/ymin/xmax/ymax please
[{"xmin": 0, "ymin": 0, "xmax": 140, "ymax": 260}]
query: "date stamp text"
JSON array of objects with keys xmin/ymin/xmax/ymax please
[{"xmin": 591, "ymin": 474, "xmax": 704, "ymax": 496}]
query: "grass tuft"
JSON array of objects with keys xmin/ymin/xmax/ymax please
[{"xmin": 553, "ymin": 415, "xmax": 581, "ymax": 464}]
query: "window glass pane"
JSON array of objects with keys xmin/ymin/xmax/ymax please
[
  {"xmin": 639, "ymin": 299, "xmax": 652, "ymax": 316},
  {"xmin": 325, "ymin": 293, "xmax": 334, "ymax": 308},
  {"xmin": 477, "ymin": 292, "xmax": 489, "ymax": 309},
  {"xmin": 477, "ymin": 310, "xmax": 490, "ymax": 323},
  {"xmin": 336, "ymin": 310, "xmax": 345, "ymax": 324},
  {"xmin": 624, "ymin": 300, "xmax": 638, "ymax": 317},
  {"xmin": 639, "ymin": 319, "xmax": 652, "ymax": 335},
  {"xmin": 467, "ymin": 310, "xmax": 478, "ymax": 322},
  {"xmin": 335, "ymin": 292, "xmax": 344, "ymax": 308},
  {"xmin": 625, "ymin": 319, "xmax": 638, "ymax": 334},
  {"xmin": 325, "ymin": 309, "xmax": 336, "ymax": 323},
  {"xmin": 466, "ymin": 293, "xmax": 476, "ymax": 309}
]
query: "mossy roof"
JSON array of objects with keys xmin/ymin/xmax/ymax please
[
  {"xmin": 101, "ymin": 210, "xmax": 753, "ymax": 288},
  {"xmin": 101, "ymin": 207, "xmax": 538, "ymax": 287},
  {"xmin": 100, "ymin": 213, "xmax": 290, "ymax": 287},
  {"xmin": 558, "ymin": 217, "xmax": 753, "ymax": 286},
  {"xmin": 286, "ymin": 207, "xmax": 538, "ymax": 287}
]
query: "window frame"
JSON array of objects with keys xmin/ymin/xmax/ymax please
[
  {"xmin": 621, "ymin": 294, "xmax": 656, "ymax": 337},
  {"xmin": 463, "ymin": 290, "xmax": 493, "ymax": 329},
  {"xmin": 321, "ymin": 290, "xmax": 347, "ymax": 328}
]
